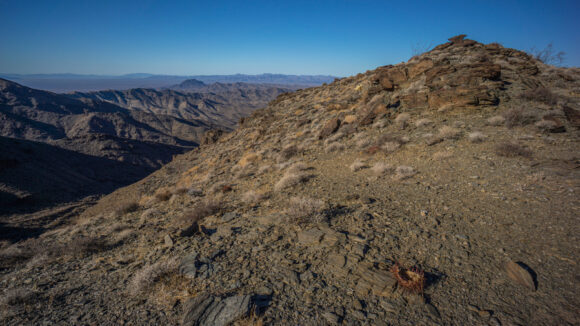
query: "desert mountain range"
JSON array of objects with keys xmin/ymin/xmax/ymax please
[
  {"xmin": 1, "ymin": 35, "xmax": 579, "ymax": 325},
  {"xmin": 0, "ymin": 78, "xmax": 294, "ymax": 212}
]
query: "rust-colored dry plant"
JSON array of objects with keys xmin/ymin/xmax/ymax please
[{"xmin": 391, "ymin": 263, "xmax": 426, "ymax": 295}]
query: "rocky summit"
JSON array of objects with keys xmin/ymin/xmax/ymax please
[{"xmin": 1, "ymin": 36, "xmax": 579, "ymax": 325}]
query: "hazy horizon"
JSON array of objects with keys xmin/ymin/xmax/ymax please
[{"xmin": 1, "ymin": 0, "xmax": 579, "ymax": 76}]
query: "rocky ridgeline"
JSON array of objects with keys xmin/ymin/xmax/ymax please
[{"xmin": 1, "ymin": 36, "xmax": 579, "ymax": 325}]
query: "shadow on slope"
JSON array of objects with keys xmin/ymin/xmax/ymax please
[{"xmin": 0, "ymin": 136, "xmax": 165, "ymax": 215}]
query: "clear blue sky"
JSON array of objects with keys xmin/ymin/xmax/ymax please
[{"xmin": 0, "ymin": 0, "xmax": 578, "ymax": 76}]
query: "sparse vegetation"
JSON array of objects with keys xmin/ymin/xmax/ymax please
[
  {"xmin": 182, "ymin": 197, "xmax": 223, "ymax": 223},
  {"xmin": 520, "ymin": 87, "xmax": 558, "ymax": 105},
  {"xmin": 503, "ymin": 107, "xmax": 538, "ymax": 128},
  {"xmin": 129, "ymin": 257, "xmax": 180, "ymax": 295},
  {"xmin": 394, "ymin": 113, "xmax": 411, "ymax": 129},
  {"xmin": 535, "ymin": 119, "xmax": 557, "ymax": 132},
  {"xmin": 274, "ymin": 171, "xmax": 312, "ymax": 191},
  {"xmin": 285, "ymin": 196, "xmax": 325, "ymax": 224},
  {"xmin": 487, "ymin": 115, "xmax": 505, "ymax": 126},
  {"xmin": 529, "ymin": 42, "xmax": 565, "ymax": 65},
  {"xmin": 115, "ymin": 201, "xmax": 140, "ymax": 216},
  {"xmin": 415, "ymin": 118, "xmax": 433, "ymax": 128},
  {"xmin": 325, "ymin": 142, "xmax": 345, "ymax": 153},
  {"xmin": 468, "ymin": 131, "xmax": 486, "ymax": 143},
  {"xmin": 371, "ymin": 162, "xmax": 393, "ymax": 175},
  {"xmin": 437, "ymin": 126, "xmax": 461, "ymax": 140},
  {"xmin": 350, "ymin": 159, "xmax": 368, "ymax": 172},
  {"xmin": 242, "ymin": 190, "xmax": 265, "ymax": 204},
  {"xmin": 495, "ymin": 142, "xmax": 532, "ymax": 158}
]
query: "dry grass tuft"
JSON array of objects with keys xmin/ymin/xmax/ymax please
[
  {"xmin": 371, "ymin": 162, "xmax": 394, "ymax": 175},
  {"xmin": 432, "ymin": 151, "xmax": 453, "ymax": 160},
  {"xmin": 277, "ymin": 145, "xmax": 299, "ymax": 162},
  {"xmin": 381, "ymin": 141, "xmax": 401, "ymax": 153},
  {"xmin": 325, "ymin": 142, "xmax": 345, "ymax": 153},
  {"xmin": 415, "ymin": 118, "xmax": 433, "ymax": 128},
  {"xmin": 395, "ymin": 113, "xmax": 411, "ymax": 129},
  {"xmin": 115, "ymin": 201, "xmax": 139, "ymax": 216},
  {"xmin": 495, "ymin": 142, "xmax": 532, "ymax": 158},
  {"xmin": 393, "ymin": 166, "xmax": 416, "ymax": 180},
  {"xmin": 437, "ymin": 126, "xmax": 461, "ymax": 140},
  {"xmin": 487, "ymin": 115, "xmax": 505, "ymax": 126},
  {"xmin": 154, "ymin": 188, "xmax": 172, "ymax": 202},
  {"xmin": 129, "ymin": 257, "xmax": 180, "ymax": 295},
  {"xmin": 285, "ymin": 197, "xmax": 325, "ymax": 224},
  {"xmin": 274, "ymin": 171, "xmax": 312, "ymax": 191},
  {"xmin": 535, "ymin": 119, "xmax": 557, "ymax": 132},
  {"xmin": 181, "ymin": 197, "xmax": 223, "ymax": 224},
  {"xmin": 468, "ymin": 131, "xmax": 486, "ymax": 143},
  {"xmin": 350, "ymin": 159, "xmax": 368, "ymax": 172},
  {"xmin": 242, "ymin": 190, "xmax": 266, "ymax": 204}
]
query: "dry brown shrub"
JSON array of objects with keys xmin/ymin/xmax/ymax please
[
  {"xmin": 503, "ymin": 108, "xmax": 538, "ymax": 128},
  {"xmin": 154, "ymin": 188, "xmax": 172, "ymax": 202},
  {"xmin": 115, "ymin": 201, "xmax": 139, "ymax": 216},
  {"xmin": 277, "ymin": 145, "xmax": 299, "ymax": 162},
  {"xmin": 520, "ymin": 87, "xmax": 558, "ymax": 105},
  {"xmin": 182, "ymin": 197, "xmax": 223, "ymax": 223},
  {"xmin": 495, "ymin": 142, "xmax": 532, "ymax": 158},
  {"xmin": 285, "ymin": 197, "xmax": 325, "ymax": 224}
]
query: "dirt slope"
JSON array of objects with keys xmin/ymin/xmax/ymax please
[{"xmin": 1, "ymin": 35, "xmax": 579, "ymax": 325}]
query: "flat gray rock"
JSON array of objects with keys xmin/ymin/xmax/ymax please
[{"xmin": 182, "ymin": 294, "xmax": 252, "ymax": 326}]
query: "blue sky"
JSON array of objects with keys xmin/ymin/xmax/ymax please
[{"xmin": 0, "ymin": 0, "xmax": 578, "ymax": 76}]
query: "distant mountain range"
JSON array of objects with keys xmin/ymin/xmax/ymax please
[
  {"xmin": 0, "ymin": 78, "xmax": 294, "ymax": 212},
  {"xmin": 0, "ymin": 73, "xmax": 337, "ymax": 93}
]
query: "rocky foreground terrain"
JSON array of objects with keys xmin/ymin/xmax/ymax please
[{"xmin": 1, "ymin": 35, "xmax": 579, "ymax": 325}]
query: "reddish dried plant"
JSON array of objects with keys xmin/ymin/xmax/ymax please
[{"xmin": 391, "ymin": 263, "xmax": 426, "ymax": 295}]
